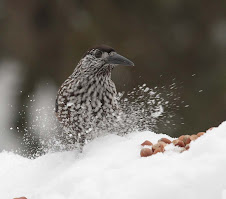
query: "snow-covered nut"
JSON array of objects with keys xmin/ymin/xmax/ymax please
[
  {"xmin": 207, "ymin": 127, "xmax": 215, "ymax": 131},
  {"xmin": 141, "ymin": 140, "xmax": 153, "ymax": 146},
  {"xmin": 140, "ymin": 148, "xmax": 153, "ymax": 157},
  {"xmin": 153, "ymin": 148, "xmax": 164, "ymax": 154},
  {"xmin": 197, "ymin": 132, "xmax": 205, "ymax": 137},
  {"xmin": 159, "ymin": 138, "xmax": 171, "ymax": 144},
  {"xmin": 178, "ymin": 135, "xmax": 185, "ymax": 141},
  {"xmin": 185, "ymin": 144, "xmax": 190, "ymax": 150},
  {"xmin": 157, "ymin": 141, "xmax": 167, "ymax": 147},
  {"xmin": 14, "ymin": 197, "xmax": 27, "ymax": 199},
  {"xmin": 183, "ymin": 135, "xmax": 191, "ymax": 145},
  {"xmin": 152, "ymin": 143, "xmax": 165, "ymax": 152},
  {"xmin": 173, "ymin": 139, "xmax": 185, "ymax": 147},
  {"xmin": 181, "ymin": 144, "xmax": 190, "ymax": 153},
  {"xmin": 190, "ymin": 134, "xmax": 198, "ymax": 141}
]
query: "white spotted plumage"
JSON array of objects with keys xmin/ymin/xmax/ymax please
[{"xmin": 55, "ymin": 45, "xmax": 134, "ymax": 149}]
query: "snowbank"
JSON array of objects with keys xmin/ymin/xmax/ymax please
[{"xmin": 0, "ymin": 122, "xmax": 226, "ymax": 199}]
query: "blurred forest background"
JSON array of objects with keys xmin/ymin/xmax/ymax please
[{"xmin": 0, "ymin": 0, "xmax": 225, "ymax": 156}]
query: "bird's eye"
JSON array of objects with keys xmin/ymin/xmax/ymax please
[{"xmin": 94, "ymin": 50, "xmax": 102, "ymax": 58}]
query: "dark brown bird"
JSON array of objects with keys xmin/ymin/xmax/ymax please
[{"xmin": 55, "ymin": 45, "xmax": 134, "ymax": 150}]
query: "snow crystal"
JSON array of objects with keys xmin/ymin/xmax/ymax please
[{"xmin": 0, "ymin": 121, "xmax": 226, "ymax": 199}]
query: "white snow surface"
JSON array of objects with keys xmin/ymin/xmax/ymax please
[{"xmin": 1, "ymin": 122, "xmax": 226, "ymax": 199}]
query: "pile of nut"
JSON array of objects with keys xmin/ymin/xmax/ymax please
[
  {"xmin": 140, "ymin": 128, "xmax": 214, "ymax": 157},
  {"xmin": 14, "ymin": 197, "xmax": 27, "ymax": 199}
]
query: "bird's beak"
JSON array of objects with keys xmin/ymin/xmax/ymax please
[{"xmin": 106, "ymin": 53, "xmax": 134, "ymax": 66}]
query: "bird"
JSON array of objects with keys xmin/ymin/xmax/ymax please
[{"xmin": 55, "ymin": 45, "xmax": 134, "ymax": 150}]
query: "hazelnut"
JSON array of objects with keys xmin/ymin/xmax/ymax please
[
  {"xmin": 197, "ymin": 132, "xmax": 205, "ymax": 137},
  {"xmin": 140, "ymin": 148, "xmax": 153, "ymax": 157},
  {"xmin": 141, "ymin": 140, "xmax": 153, "ymax": 146},
  {"xmin": 190, "ymin": 134, "xmax": 198, "ymax": 141},
  {"xmin": 173, "ymin": 139, "xmax": 185, "ymax": 147},
  {"xmin": 178, "ymin": 135, "xmax": 185, "ymax": 141},
  {"xmin": 158, "ymin": 141, "xmax": 167, "ymax": 147},
  {"xmin": 14, "ymin": 197, "xmax": 27, "ymax": 199},
  {"xmin": 152, "ymin": 143, "xmax": 165, "ymax": 151},
  {"xmin": 153, "ymin": 148, "xmax": 164, "ymax": 154},
  {"xmin": 207, "ymin": 127, "xmax": 215, "ymax": 131},
  {"xmin": 183, "ymin": 135, "xmax": 191, "ymax": 145},
  {"xmin": 185, "ymin": 144, "xmax": 190, "ymax": 150},
  {"xmin": 159, "ymin": 138, "xmax": 171, "ymax": 144}
]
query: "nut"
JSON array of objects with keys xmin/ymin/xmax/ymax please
[
  {"xmin": 185, "ymin": 144, "xmax": 190, "ymax": 150},
  {"xmin": 173, "ymin": 139, "xmax": 185, "ymax": 147},
  {"xmin": 14, "ymin": 197, "xmax": 27, "ymax": 199},
  {"xmin": 153, "ymin": 148, "xmax": 164, "ymax": 154},
  {"xmin": 207, "ymin": 127, "xmax": 215, "ymax": 131},
  {"xmin": 141, "ymin": 140, "xmax": 153, "ymax": 146},
  {"xmin": 152, "ymin": 143, "xmax": 165, "ymax": 151},
  {"xmin": 140, "ymin": 148, "xmax": 153, "ymax": 157},
  {"xmin": 178, "ymin": 135, "xmax": 185, "ymax": 141},
  {"xmin": 190, "ymin": 134, "xmax": 198, "ymax": 141},
  {"xmin": 159, "ymin": 138, "xmax": 171, "ymax": 144},
  {"xmin": 197, "ymin": 132, "xmax": 205, "ymax": 137},
  {"xmin": 158, "ymin": 141, "xmax": 167, "ymax": 147},
  {"xmin": 183, "ymin": 135, "xmax": 191, "ymax": 145}
]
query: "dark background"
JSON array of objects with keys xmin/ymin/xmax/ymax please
[{"xmin": 0, "ymin": 0, "xmax": 225, "ymax": 153}]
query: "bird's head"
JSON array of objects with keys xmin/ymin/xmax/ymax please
[{"xmin": 77, "ymin": 45, "xmax": 134, "ymax": 76}]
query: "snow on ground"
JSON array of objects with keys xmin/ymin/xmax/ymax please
[{"xmin": 0, "ymin": 122, "xmax": 226, "ymax": 199}]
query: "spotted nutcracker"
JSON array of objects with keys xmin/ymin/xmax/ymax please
[{"xmin": 55, "ymin": 45, "xmax": 134, "ymax": 149}]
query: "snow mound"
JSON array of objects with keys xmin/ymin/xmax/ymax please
[{"xmin": 1, "ymin": 122, "xmax": 226, "ymax": 199}]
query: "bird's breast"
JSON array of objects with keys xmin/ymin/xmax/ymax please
[{"xmin": 56, "ymin": 77, "xmax": 119, "ymax": 130}]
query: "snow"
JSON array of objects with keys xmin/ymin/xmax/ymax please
[
  {"xmin": 0, "ymin": 122, "xmax": 226, "ymax": 199},
  {"xmin": 0, "ymin": 61, "xmax": 22, "ymax": 151}
]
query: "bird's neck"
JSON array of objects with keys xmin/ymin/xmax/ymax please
[{"xmin": 96, "ymin": 65, "xmax": 113, "ymax": 78}]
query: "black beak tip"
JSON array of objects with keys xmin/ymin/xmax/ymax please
[
  {"xmin": 123, "ymin": 59, "xmax": 135, "ymax": 67},
  {"xmin": 130, "ymin": 61, "xmax": 135, "ymax": 66},
  {"xmin": 106, "ymin": 53, "xmax": 135, "ymax": 66}
]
